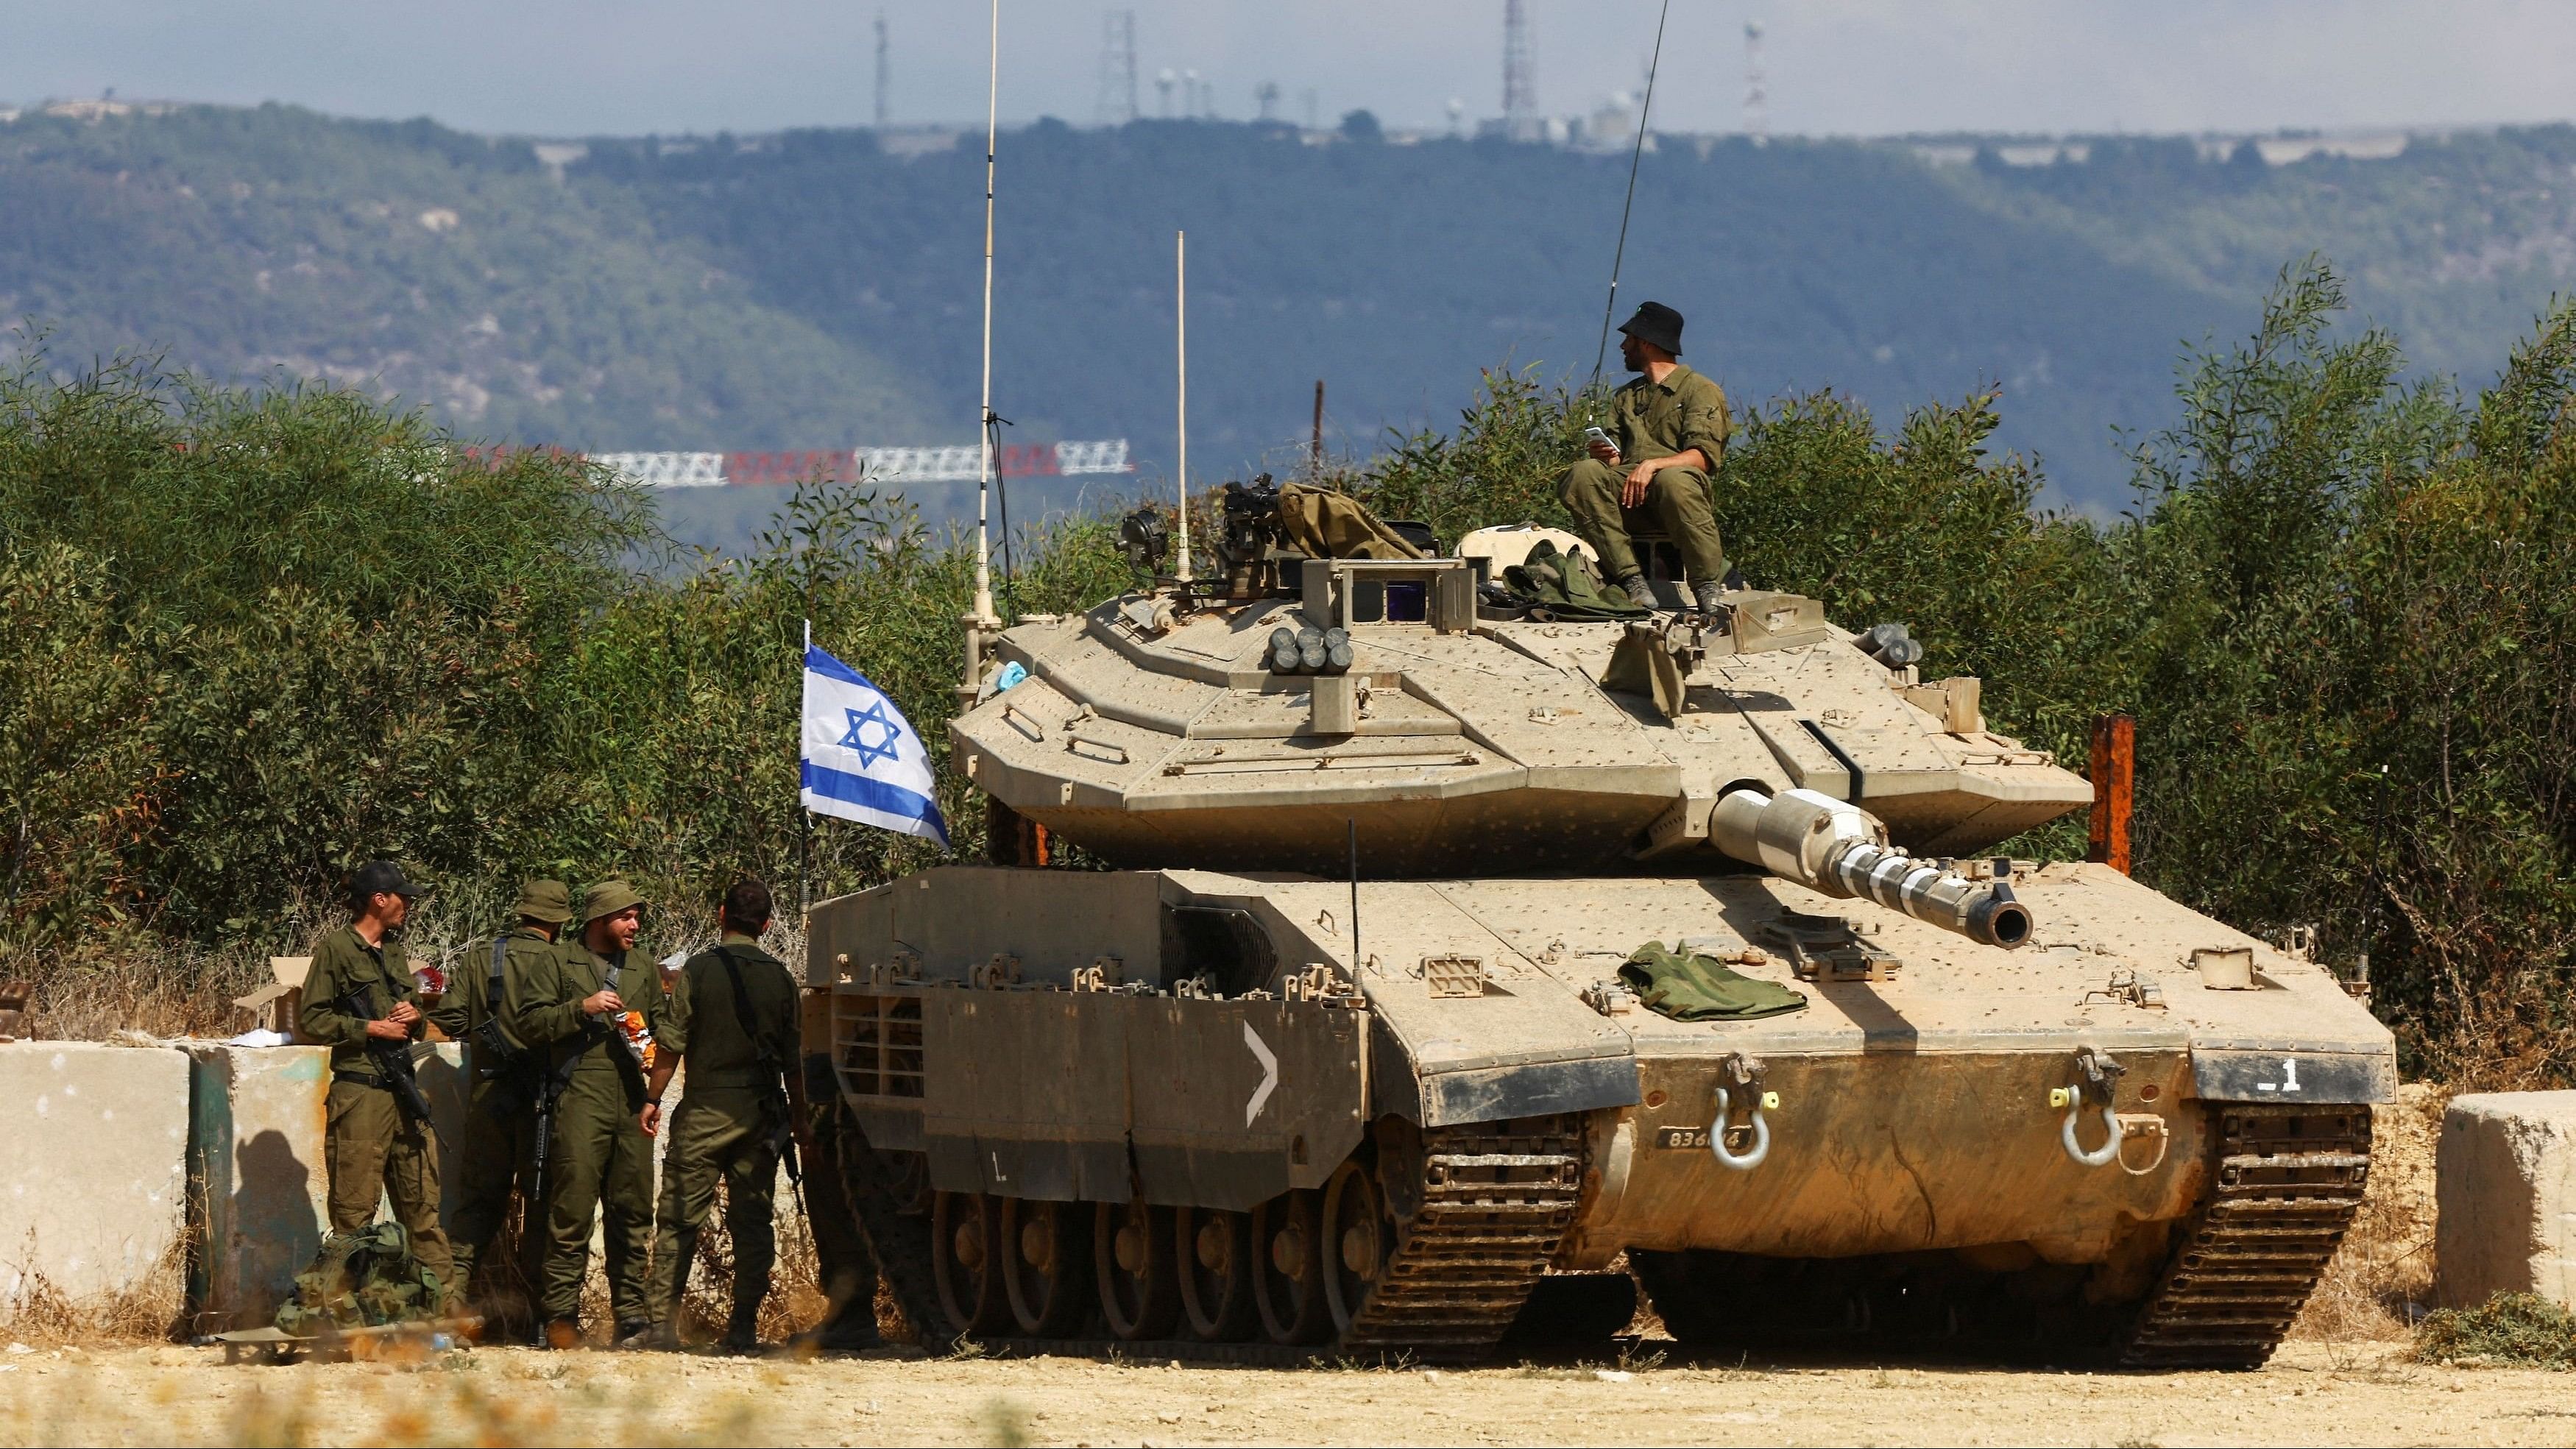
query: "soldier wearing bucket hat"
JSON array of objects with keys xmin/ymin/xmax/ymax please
[
  {"xmin": 300, "ymin": 860, "xmax": 457, "ymax": 1302},
  {"xmin": 517, "ymin": 879, "xmax": 668, "ymax": 1345},
  {"xmin": 428, "ymin": 878, "xmax": 573, "ymax": 1338},
  {"xmin": 1557, "ymin": 300, "xmax": 1735, "ymax": 614}
]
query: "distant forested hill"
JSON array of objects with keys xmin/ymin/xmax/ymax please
[{"xmin": 7, "ymin": 104, "xmax": 2574, "ymax": 518}]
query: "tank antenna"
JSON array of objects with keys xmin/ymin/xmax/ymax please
[
  {"xmin": 1175, "ymin": 228, "xmax": 1192, "ymax": 583},
  {"xmin": 1348, "ymin": 817, "xmax": 1361, "ymax": 969},
  {"xmin": 1588, "ymin": 0, "xmax": 1674, "ymax": 398},
  {"xmin": 963, "ymin": 0, "xmax": 1002, "ymax": 698}
]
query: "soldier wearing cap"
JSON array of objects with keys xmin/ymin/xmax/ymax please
[
  {"xmin": 1557, "ymin": 300, "xmax": 1734, "ymax": 615},
  {"xmin": 427, "ymin": 877, "xmax": 572, "ymax": 1338},
  {"xmin": 517, "ymin": 879, "xmax": 668, "ymax": 1345},
  {"xmin": 630, "ymin": 879, "xmax": 810, "ymax": 1353},
  {"xmin": 300, "ymin": 860, "xmax": 457, "ymax": 1301}
]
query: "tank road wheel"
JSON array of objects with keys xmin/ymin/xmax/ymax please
[
  {"xmin": 1321, "ymin": 1161, "xmax": 1390, "ymax": 1335},
  {"xmin": 1000, "ymin": 1197, "xmax": 1092, "ymax": 1338},
  {"xmin": 931, "ymin": 1191, "xmax": 1009, "ymax": 1335},
  {"xmin": 1252, "ymin": 1189, "xmax": 1330, "ymax": 1345},
  {"xmin": 1094, "ymin": 1200, "xmax": 1181, "ymax": 1341},
  {"xmin": 1175, "ymin": 1206, "xmax": 1257, "ymax": 1343}
]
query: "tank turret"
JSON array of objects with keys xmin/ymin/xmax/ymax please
[{"xmin": 949, "ymin": 534, "xmax": 2094, "ymax": 877}]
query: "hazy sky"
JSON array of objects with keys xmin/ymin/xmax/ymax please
[{"xmin": 9, "ymin": 1, "xmax": 2575, "ymax": 139}]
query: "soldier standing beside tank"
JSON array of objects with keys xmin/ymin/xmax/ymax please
[
  {"xmin": 1556, "ymin": 300, "xmax": 1733, "ymax": 614},
  {"xmin": 518, "ymin": 879, "xmax": 666, "ymax": 1346},
  {"xmin": 629, "ymin": 879, "xmax": 807, "ymax": 1352},
  {"xmin": 299, "ymin": 860, "xmax": 458, "ymax": 1306},
  {"xmin": 425, "ymin": 878, "xmax": 570, "ymax": 1340}
]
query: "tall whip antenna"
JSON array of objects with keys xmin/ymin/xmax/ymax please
[
  {"xmin": 1175, "ymin": 229, "xmax": 1192, "ymax": 583},
  {"xmin": 1589, "ymin": 0, "xmax": 1674, "ymax": 394},
  {"xmin": 962, "ymin": 0, "xmax": 1002, "ymax": 699}
]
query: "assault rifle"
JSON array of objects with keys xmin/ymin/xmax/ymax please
[{"xmin": 345, "ymin": 980, "xmax": 435, "ymax": 1126}]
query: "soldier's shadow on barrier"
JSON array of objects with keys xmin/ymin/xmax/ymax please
[{"xmin": 234, "ymin": 1128, "xmax": 321, "ymax": 1300}]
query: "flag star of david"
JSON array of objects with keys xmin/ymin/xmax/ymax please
[{"xmin": 838, "ymin": 702, "xmax": 902, "ymax": 769}]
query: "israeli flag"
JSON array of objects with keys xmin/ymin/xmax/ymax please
[{"xmin": 800, "ymin": 624, "xmax": 950, "ymax": 848}]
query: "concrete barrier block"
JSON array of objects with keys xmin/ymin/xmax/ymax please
[
  {"xmin": 183, "ymin": 1041, "xmax": 473, "ymax": 1331},
  {"xmin": 184, "ymin": 1044, "xmax": 328, "ymax": 1331},
  {"xmin": 2438, "ymin": 1091, "xmax": 2576, "ymax": 1308},
  {"xmin": 0, "ymin": 1042, "xmax": 189, "ymax": 1310}
]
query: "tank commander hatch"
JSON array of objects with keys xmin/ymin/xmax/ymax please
[{"xmin": 1556, "ymin": 300, "xmax": 1732, "ymax": 614}]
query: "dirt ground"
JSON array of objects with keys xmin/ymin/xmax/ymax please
[
  {"xmin": 0, "ymin": 1086, "xmax": 2515, "ymax": 1448},
  {"xmin": 5, "ymin": 1339, "xmax": 2576, "ymax": 1448}
]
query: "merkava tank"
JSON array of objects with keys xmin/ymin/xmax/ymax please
[{"xmin": 800, "ymin": 481, "xmax": 2390, "ymax": 1367}]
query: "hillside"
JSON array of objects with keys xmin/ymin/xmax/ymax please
[
  {"xmin": 7, "ymin": 104, "xmax": 2576, "ymax": 520},
  {"xmin": 0, "ymin": 104, "xmax": 935, "ymax": 451}
]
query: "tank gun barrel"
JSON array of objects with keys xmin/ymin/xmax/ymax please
[{"xmin": 1710, "ymin": 787, "xmax": 2034, "ymax": 949}]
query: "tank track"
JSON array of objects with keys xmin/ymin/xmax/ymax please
[
  {"xmin": 824, "ymin": 1111, "xmax": 1582, "ymax": 1364},
  {"xmin": 2120, "ymin": 1105, "xmax": 2374, "ymax": 1370},
  {"xmin": 1340, "ymin": 1118, "xmax": 1587, "ymax": 1360},
  {"xmin": 824, "ymin": 1114, "xmax": 966, "ymax": 1353}
]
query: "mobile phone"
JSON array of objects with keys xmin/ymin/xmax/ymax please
[{"xmin": 1583, "ymin": 425, "xmax": 1616, "ymax": 454}]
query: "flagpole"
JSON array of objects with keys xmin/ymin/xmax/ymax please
[
  {"xmin": 961, "ymin": 0, "xmax": 1003, "ymax": 703},
  {"xmin": 800, "ymin": 617, "xmax": 813, "ymax": 929}
]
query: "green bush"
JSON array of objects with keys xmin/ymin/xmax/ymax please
[
  {"xmin": 7, "ymin": 259, "xmax": 2576, "ymax": 1092},
  {"xmin": 2417, "ymin": 1293, "xmax": 2576, "ymax": 1367}
]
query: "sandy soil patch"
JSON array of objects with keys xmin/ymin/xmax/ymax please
[{"xmin": 3, "ymin": 1339, "xmax": 2572, "ymax": 1448}]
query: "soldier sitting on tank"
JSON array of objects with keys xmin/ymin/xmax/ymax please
[{"xmin": 1557, "ymin": 300, "xmax": 1732, "ymax": 614}]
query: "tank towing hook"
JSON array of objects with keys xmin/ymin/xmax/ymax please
[
  {"xmin": 1710, "ymin": 1054, "xmax": 1781, "ymax": 1171},
  {"xmin": 2049, "ymin": 1046, "xmax": 2126, "ymax": 1168}
]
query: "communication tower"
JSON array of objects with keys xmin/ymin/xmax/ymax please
[
  {"xmin": 1256, "ymin": 81, "xmax": 1281, "ymax": 123},
  {"xmin": 1156, "ymin": 68, "xmax": 1177, "ymax": 118},
  {"xmin": 1096, "ymin": 10, "xmax": 1139, "ymax": 127},
  {"xmin": 1502, "ymin": 0, "xmax": 1538, "ymax": 137},
  {"xmin": 874, "ymin": 14, "xmax": 890, "ymax": 128},
  {"xmin": 1744, "ymin": 20, "xmax": 1768, "ymax": 144}
]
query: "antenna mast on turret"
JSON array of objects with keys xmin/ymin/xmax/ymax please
[
  {"xmin": 960, "ymin": 0, "xmax": 1002, "ymax": 702},
  {"xmin": 1175, "ymin": 229, "xmax": 1192, "ymax": 583}
]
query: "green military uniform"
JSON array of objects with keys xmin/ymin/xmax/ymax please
[
  {"xmin": 643, "ymin": 930, "xmax": 803, "ymax": 1343},
  {"xmin": 1558, "ymin": 361, "xmax": 1731, "ymax": 587},
  {"xmin": 299, "ymin": 923, "xmax": 456, "ymax": 1300},
  {"xmin": 424, "ymin": 880, "xmax": 572, "ymax": 1331},
  {"xmin": 517, "ymin": 882, "xmax": 668, "ymax": 1333}
]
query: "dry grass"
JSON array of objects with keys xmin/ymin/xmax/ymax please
[
  {"xmin": 2290, "ymin": 1082, "xmax": 2449, "ymax": 1347},
  {"xmin": 670, "ymin": 1177, "xmax": 829, "ymax": 1345},
  {"xmin": 0, "ymin": 1239, "xmax": 188, "ymax": 1347},
  {"xmin": 13, "ymin": 941, "xmax": 270, "ymax": 1042}
]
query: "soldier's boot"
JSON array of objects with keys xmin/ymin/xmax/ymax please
[
  {"xmin": 443, "ymin": 1244, "xmax": 480, "ymax": 1323},
  {"xmin": 1619, "ymin": 573, "xmax": 1657, "ymax": 609},
  {"xmin": 618, "ymin": 1319, "xmax": 679, "ymax": 1352},
  {"xmin": 541, "ymin": 1318, "xmax": 584, "ymax": 1350},
  {"xmin": 613, "ymin": 1317, "xmax": 652, "ymax": 1347},
  {"xmin": 720, "ymin": 1300, "xmax": 763, "ymax": 1355},
  {"xmin": 1694, "ymin": 579, "xmax": 1726, "ymax": 616}
]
